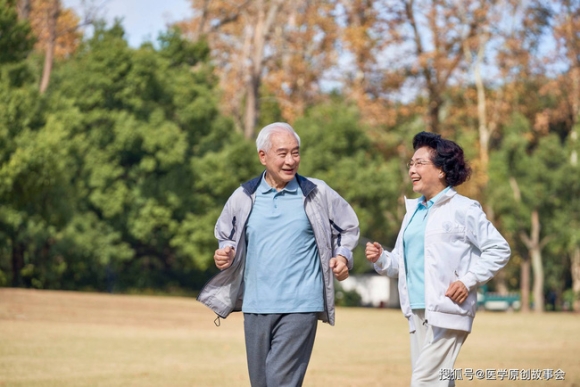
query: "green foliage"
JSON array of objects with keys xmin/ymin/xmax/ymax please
[
  {"xmin": 0, "ymin": 21, "xmax": 260, "ymax": 292},
  {"xmin": 295, "ymin": 100, "xmax": 404, "ymax": 273},
  {"xmin": 487, "ymin": 113, "xmax": 573, "ymax": 298},
  {"xmin": 158, "ymin": 26, "xmax": 210, "ymax": 67},
  {"xmin": 257, "ymin": 84, "xmax": 285, "ymax": 129},
  {"xmin": 334, "ymin": 282, "xmax": 363, "ymax": 307},
  {"xmin": 562, "ymin": 288, "xmax": 579, "ymax": 311},
  {"xmin": 0, "ymin": 0, "xmax": 35, "ymax": 65},
  {"xmin": 488, "ymin": 114, "xmax": 565, "ymax": 232}
]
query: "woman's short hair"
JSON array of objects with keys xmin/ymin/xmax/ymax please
[
  {"xmin": 256, "ymin": 122, "xmax": 301, "ymax": 152},
  {"xmin": 412, "ymin": 131, "xmax": 472, "ymax": 187}
]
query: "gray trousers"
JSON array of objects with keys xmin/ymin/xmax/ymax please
[{"xmin": 243, "ymin": 313, "xmax": 318, "ymax": 387}]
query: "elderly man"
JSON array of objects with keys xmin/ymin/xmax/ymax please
[{"xmin": 197, "ymin": 122, "xmax": 359, "ymax": 387}]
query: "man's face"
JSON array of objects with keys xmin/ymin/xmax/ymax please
[{"xmin": 259, "ymin": 131, "xmax": 300, "ymax": 190}]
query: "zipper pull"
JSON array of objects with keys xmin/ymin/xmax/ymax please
[{"xmin": 214, "ymin": 315, "xmax": 221, "ymax": 327}]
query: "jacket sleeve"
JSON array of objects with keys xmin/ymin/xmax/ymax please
[
  {"xmin": 373, "ymin": 228, "xmax": 402, "ymax": 279},
  {"xmin": 459, "ymin": 202, "xmax": 511, "ymax": 290},
  {"xmin": 326, "ymin": 187, "xmax": 360, "ymax": 270},
  {"xmin": 214, "ymin": 189, "xmax": 243, "ymax": 251}
]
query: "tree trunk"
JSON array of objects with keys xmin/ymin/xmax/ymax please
[
  {"xmin": 493, "ymin": 270, "xmax": 509, "ymax": 295},
  {"xmin": 520, "ymin": 209, "xmax": 545, "ymax": 313},
  {"xmin": 244, "ymin": 74, "xmax": 259, "ymax": 139},
  {"xmin": 572, "ymin": 130, "xmax": 578, "ymax": 166},
  {"xmin": 473, "ymin": 33, "xmax": 492, "ymax": 174},
  {"xmin": 39, "ymin": 0, "xmax": 60, "ymax": 94},
  {"xmin": 242, "ymin": 0, "xmax": 283, "ymax": 139},
  {"xmin": 520, "ymin": 256, "xmax": 530, "ymax": 313},
  {"xmin": 467, "ymin": 31, "xmax": 510, "ymax": 295},
  {"xmin": 572, "ymin": 246, "xmax": 580, "ymax": 312},
  {"xmin": 17, "ymin": 0, "xmax": 31, "ymax": 20},
  {"xmin": 427, "ymin": 96, "xmax": 441, "ymax": 134},
  {"xmin": 530, "ymin": 244, "xmax": 544, "ymax": 313},
  {"xmin": 231, "ymin": 22, "xmax": 253, "ymax": 134},
  {"xmin": 11, "ymin": 241, "xmax": 25, "ymax": 287},
  {"xmin": 196, "ymin": 0, "xmax": 211, "ymax": 38}
]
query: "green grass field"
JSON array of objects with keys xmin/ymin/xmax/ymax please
[{"xmin": 0, "ymin": 288, "xmax": 578, "ymax": 387}]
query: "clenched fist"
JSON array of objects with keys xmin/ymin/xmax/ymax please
[
  {"xmin": 365, "ymin": 242, "xmax": 383, "ymax": 263},
  {"xmin": 214, "ymin": 246, "xmax": 235, "ymax": 270},
  {"xmin": 329, "ymin": 255, "xmax": 349, "ymax": 281}
]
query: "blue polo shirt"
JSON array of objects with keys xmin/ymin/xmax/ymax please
[
  {"xmin": 403, "ymin": 187, "xmax": 450, "ymax": 309},
  {"xmin": 242, "ymin": 175, "xmax": 324, "ymax": 314}
]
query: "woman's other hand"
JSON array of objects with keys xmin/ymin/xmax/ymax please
[{"xmin": 445, "ymin": 281, "xmax": 469, "ymax": 304}]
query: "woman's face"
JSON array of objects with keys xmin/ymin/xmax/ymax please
[{"xmin": 409, "ymin": 146, "xmax": 446, "ymax": 201}]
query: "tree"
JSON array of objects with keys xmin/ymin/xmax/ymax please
[
  {"xmin": 26, "ymin": 0, "xmax": 82, "ymax": 93},
  {"xmin": 489, "ymin": 116, "xmax": 567, "ymax": 312},
  {"xmin": 551, "ymin": 0, "xmax": 580, "ymax": 310},
  {"xmin": 0, "ymin": 0, "xmax": 45, "ymax": 287},
  {"xmin": 295, "ymin": 98, "xmax": 405, "ymax": 271},
  {"xmin": 0, "ymin": 19, "xmax": 260, "ymax": 291},
  {"xmin": 362, "ymin": 0, "xmax": 491, "ymax": 133},
  {"xmin": 334, "ymin": 0, "xmax": 394, "ymax": 127},
  {"xmin": 43, "ymin": 22, "xmax": 263, "ymax": 290},
  {"xmin": 179, "ymin": 0, "xmax": 339, "ymax": 138}
]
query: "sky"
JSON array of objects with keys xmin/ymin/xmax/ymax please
[{"xmin": 61, "ymin": 0, "xmax": 194, "ymax": 48}]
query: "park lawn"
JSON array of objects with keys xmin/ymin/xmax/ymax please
[{"xmin": 0, "ymin": 288, "xmax": 578, "ymax": 387}]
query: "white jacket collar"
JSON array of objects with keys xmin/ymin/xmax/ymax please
[{"xmin": 404, "ymin": 187, "xmax": 457, "ymax": 213}]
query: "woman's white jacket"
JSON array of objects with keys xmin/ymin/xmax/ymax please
[{"xmin": 374, "ymin": 188, "xmax": 511, "ymax": 333}]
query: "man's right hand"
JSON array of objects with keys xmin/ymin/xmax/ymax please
[{"xmin": 214, "ymin": 246, "xmax": 235, "ymax": 270}]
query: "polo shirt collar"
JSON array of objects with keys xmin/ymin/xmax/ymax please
[
  {"xmin": 419, "ymin": 186, "xmax": 451, "ymax": 209},
  {"xmin": 259, "ymin": 173, "xmax": 299, "ymax": 194}
]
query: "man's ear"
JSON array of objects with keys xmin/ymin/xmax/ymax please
[{"xmin": 258, "ymin": 150, "xmax": 267, "ymax": 166}]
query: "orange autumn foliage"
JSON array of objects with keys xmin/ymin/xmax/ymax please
[{"xmin": 29, "ymin": 0, "xmax": 81, "ymax": 58}]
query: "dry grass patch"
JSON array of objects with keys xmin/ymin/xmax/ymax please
[{"xmin": 0, "ymin": 288, "xmax": 578, "ymax": 386}]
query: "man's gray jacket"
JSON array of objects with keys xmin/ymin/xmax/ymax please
[{"xmin": 197, "ymin": 173, "xmax": 360, "ymax": 326}]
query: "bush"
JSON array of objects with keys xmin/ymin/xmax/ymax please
[{"xmin": 335, "ymin": 284, "xmax": 362, "ymax": 307}]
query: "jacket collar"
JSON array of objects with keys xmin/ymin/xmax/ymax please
[
  {"xmin": 241, "ymin": 172, "xmax": 317, "ymax": 197},
  {"xmin": 405, "ymin": 187, "xmax": 457, "ymax": 213}
]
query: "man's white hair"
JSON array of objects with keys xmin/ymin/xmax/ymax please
[{"xmin": 256, "ymin": 122, "xmax": 301, "ymax": 152}]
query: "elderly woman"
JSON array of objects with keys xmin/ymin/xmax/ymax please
[{"xmin": 366, "ymin": 131, "xmax": 511, "ymax": 387}]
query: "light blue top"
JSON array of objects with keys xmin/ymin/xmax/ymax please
[
  {"xmin": 404, "ymin": 187, "xmax": 450, "ymax": 309},
  {"xmin": 242, "ymin": 175, "xmax": 324, "ymax": 313}
]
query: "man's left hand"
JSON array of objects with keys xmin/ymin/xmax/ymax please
[
  {"xmin": 445, "ymin": 280, "xmax": 469, "ymax": 304},
  {"xmin": 329, "ymin": 255, "xmax": 349, "ymax": 281}
]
